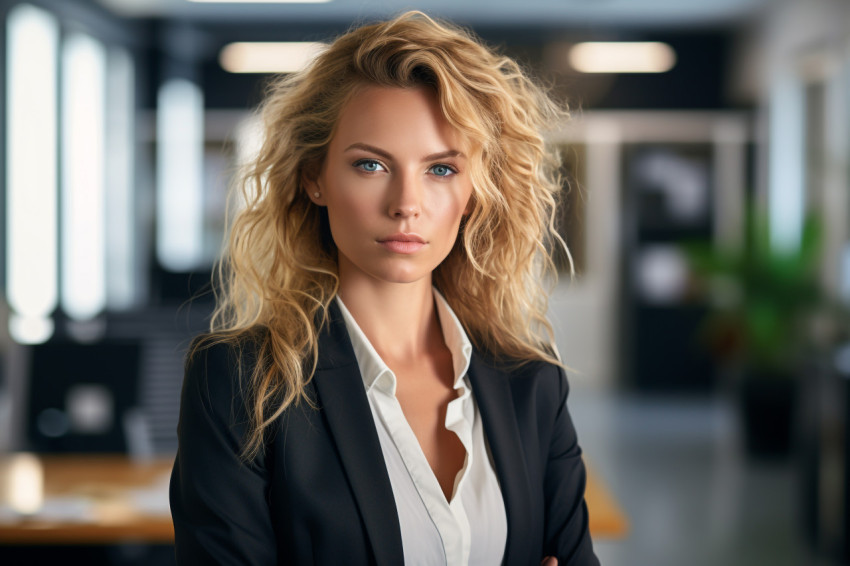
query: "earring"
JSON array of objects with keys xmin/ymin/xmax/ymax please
[{"xmin": 313, "ymin": 192, "xmax": 321, "ymax": 198}]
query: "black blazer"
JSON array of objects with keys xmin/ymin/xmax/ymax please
[{"xmin": 170, "ymin": 303, "xmax": 600, "ymax": 565}]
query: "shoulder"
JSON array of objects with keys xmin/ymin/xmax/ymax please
[
  {"xmin": 186, "ymin": 330, "xmax": 263, "ymax": 380},
  {"xmin": 181, "ymin": 330, "xmax": 268, "ymax": 427},
  {"xmin": 472, "ymin": 349, "xmax": 569, "ymax": 409},
  {"xmin": 474, "ymin": 348, "xmax": 566, "ymax": 386}
]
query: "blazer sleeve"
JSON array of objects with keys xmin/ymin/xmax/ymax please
[
  {"xmin": 169, "ymin": 341, "xmax": 277, "ymax": 566},
  {"xmin": 542, "ymin": 367, "xmax": 601, "ymax": 566}
]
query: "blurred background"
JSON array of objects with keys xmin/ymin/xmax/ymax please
[{"xmin": 0, "ymin": 0, "xmax": 848, "ymax": 564}]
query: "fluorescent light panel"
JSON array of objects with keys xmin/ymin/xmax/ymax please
[
  {"xmin": 569, "ymin": 42, "xmax": 676, "ymax": 74},
  {"xmin": 61, "ymin": 32, "xmax": 108, "ymax": 321},
  {"xmin": 768, "ymin": 72, "xmax": 805, "ymax": 253},
  {"xmin": 6, "ymin": 4, "xmax": 59, "ymax": 344},
  {"xmin": 220, "ymin": 42, "xmax": 326, "ymax": 73},
  {"xmin": 156, "ymin": 78, "xmax": 205, "ymax": 272},
  {"xmin": 189, "ymin": 0, "xmax": 331, "ymax": 3},
  {"xmin": 105, "ymin": 48, "xmax": 137, "ymax": 310}
]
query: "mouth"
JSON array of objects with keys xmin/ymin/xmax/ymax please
[
  {"xmin": 378, "ymin": 233, "xmax": 426, "ymax": 244},
  {"xmin": 377, "ymin": 233, "xmax": 426, "ymax": 254}
]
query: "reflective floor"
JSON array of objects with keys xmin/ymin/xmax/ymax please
[{"xmin": 568, "ymin": 387, "xmax": 831, "ymax": 566}]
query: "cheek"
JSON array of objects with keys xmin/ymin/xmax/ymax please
[
  {"xmin": 322, "ymin": 174, "xmax": 370, "ymax": 225},
  {"xmin": 326, "ymin": 204, "xmax": 363, "ymax": 241},
  {"xmin": 325, "ymin": 201, "xmax": 382, "ymax": 251},
  {"xmin": 329, "ymin": 194, "xmax": 373, "ymax": 230},
  {"xmin": 461, "ymin": 188, "xmax": 474, "ymax": 215},
  {"xmin": 436, "ymin": 187, "xmax": 473, "ymax": 224}
]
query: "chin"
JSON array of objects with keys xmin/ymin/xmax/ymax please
[
  {"xmin": 367, "ymin": 264, "xmax": 434, "ymax": 285},
  {"xmin": 342, "ymin": 255, "xmax": 443, "ymax": 286},
  {"xmin": 376, "ymin": 272, "xmax": 429, "ymax": 285}
]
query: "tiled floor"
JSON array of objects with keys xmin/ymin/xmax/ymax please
[{"xmin": 567, "ymin": 387, "xmax": 830, "ymax": 566}]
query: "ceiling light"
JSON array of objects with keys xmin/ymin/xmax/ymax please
[
  {"xmin": 220, "ymin": 42, "xmax": 326, "ymax": 74},
  {"xmin": 569, "ymin": 42, "xmax": 676, "ymax": 74},
  {"xmin": 188, "ymin": 0, "xmax": 331, "ymax": 4}
]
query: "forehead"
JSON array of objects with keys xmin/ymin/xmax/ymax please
[{"xmin": 329, "ymin": 85, "xmax": 467, "ymax": 153}]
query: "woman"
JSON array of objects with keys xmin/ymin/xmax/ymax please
[{"xmin": 170, "ymin": 11, "xmax": 599, "ymax": 566}]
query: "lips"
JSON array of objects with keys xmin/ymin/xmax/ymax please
[{"xmin": 377, "ymin": 233, "xmax": 426, "ymax": 254}]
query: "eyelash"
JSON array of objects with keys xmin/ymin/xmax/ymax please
[
  {"xmin": 353, "ymin": 159, "xmax": 386, "ymax": 173},
  {"xmin": 352, "ymin": 159, "xmax": 458, "ymax": 177},
  {"xmin": 428, "ymin": 164, "xmax": 458, "ymax": 177}
]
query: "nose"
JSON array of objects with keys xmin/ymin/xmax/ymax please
[{"xmin": 388, "ymin": 171, "xmax": 422, "ymax": 219}]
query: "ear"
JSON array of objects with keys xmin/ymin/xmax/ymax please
[{"xmin": 302, "ymin": 167, "xmax": 326, "ymax": 206}]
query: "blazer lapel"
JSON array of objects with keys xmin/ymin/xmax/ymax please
[
  {"xmin": 311, "ymin": 302, "xmax": 404, "ymax": 566},
  {"xmin": 468, "ymin": 352, "xmax": 535, "ymax": 565}
]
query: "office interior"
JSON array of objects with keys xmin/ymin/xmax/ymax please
[{"xmin": 0, "ymin": 0, "xmax": 848, "ymax": 564}]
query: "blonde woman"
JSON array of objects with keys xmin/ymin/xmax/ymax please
[{"xmin": 169, "ymin": 11, "xmax": 599, "ymax": 566}]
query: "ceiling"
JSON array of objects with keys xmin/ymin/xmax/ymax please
[
  {"xmin": 81, "ymin": 0, "xmax": 757, "ymax": 112},
  {"xmin": 94, "ymin": 0, "xmax": 772, "ymax": 27}
]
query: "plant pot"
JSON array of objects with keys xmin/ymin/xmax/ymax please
[{"xmin": 739, "ymin": 370, "xmax": 799, "ymax": 460}]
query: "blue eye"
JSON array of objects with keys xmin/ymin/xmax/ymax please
[
  {"xmin": 430, "ymin": 164, "xmax": 455, "ymax": 177},
  {"xmin": 354, "ymin": 159, "xmax": 384, "ymax": 172}
]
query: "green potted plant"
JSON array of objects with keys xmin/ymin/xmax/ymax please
[{"xmin": 684, "ymin": 204, "xmax": 824, "ymax": 458}]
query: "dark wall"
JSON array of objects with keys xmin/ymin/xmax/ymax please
[{"xmin": 139, "ymin": 20, "xmax": 741, "ymax": 112}]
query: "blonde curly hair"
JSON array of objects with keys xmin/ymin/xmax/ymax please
[{"xmin": 203, "ymin": 11, "xmax": 571, "ymax": 459}]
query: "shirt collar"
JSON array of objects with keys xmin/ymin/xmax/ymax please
[
  {"xmin": 432, "ymin": 289, "xmax": 473, "ymax": 385},
  {"xmin": 335, "ymin": 288, "xmax": 473, "ymax": 396}
]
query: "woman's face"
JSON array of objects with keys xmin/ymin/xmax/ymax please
[{"xmin": 308, "ymin": 85, "xmax": 473, "ymax": 288}]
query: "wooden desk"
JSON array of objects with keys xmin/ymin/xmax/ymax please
[
  {"xmin": 0, "ymin": 454, "xmax": 174, "ymax": 544},
  {"xmin": 585, "ymin": 462, "xmax": 629, "ymax": 538},
  {"xmin": 0, "ymin": 453, "xmax": 627, "ymax": 544}
]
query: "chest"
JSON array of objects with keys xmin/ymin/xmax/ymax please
[
  {"xmin": 390, "ymin": 349, "xmax": 465, "ymax": 499},
  {"xmin": 267, "ymin": 355, "xmax": 552, "ymax": 565}
]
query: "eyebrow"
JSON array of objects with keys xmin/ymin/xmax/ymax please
[{"xmin": 344, "ymin": 142, "xmax": 465, "ymax": 162}]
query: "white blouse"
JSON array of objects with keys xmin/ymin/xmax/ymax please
[{"xmin": 336, "ymin": 291, "xmax": 507, "ymax": 566}]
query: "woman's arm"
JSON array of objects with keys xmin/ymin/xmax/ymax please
[
  {"xmin": 542, "ymin": 367, "xmax": 601, "ymax": 566},
  {"xmin": 169, "ymin": 342, "xmax": 277, "ymax": 565}
]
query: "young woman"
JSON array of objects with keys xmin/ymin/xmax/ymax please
[{"xmin": 169, "ymin": 11, "xmax": 599, "ymax": 566}]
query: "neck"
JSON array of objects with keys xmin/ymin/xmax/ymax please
[{"xmin": 337, "ymin": 276, "xmax": 440, "ymax": 362}]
